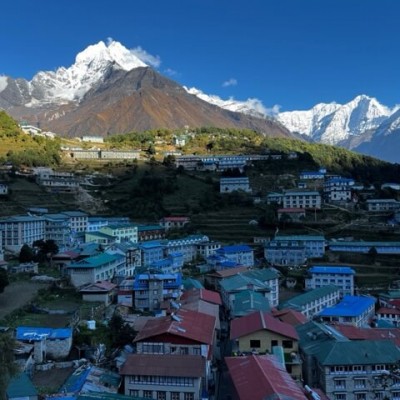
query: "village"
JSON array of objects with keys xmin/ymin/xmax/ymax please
[{"xmin": 1, "ymin": 150, "xmax": 400, "ymax": 400}]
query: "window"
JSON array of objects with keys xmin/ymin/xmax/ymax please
[
  {"xmin": 180, "ymin": 347, "xmax": 189, "ymax": 355},
  {"xmin": 250, "ymin": 340, "xmax": 261, "ymax": 348},
  {"xmin": 334, "ymin": 394, "xmax": 346, "ymax": 400},
  {"xmin": 143, "ymin": 391, "xmax": 153, "ymax": 398},
  {"xmin": 271, "ymin": 340, "xmax": 278, "ymax": 347},
  {"xmin": 171, "ymin": 393, "xmax": 180, "ymax": 400},
  {"xmin": 334, "ymin": 379, "xmax": 346, "ymax": 390},
  {"xmin": 354, "ymin": 379, "xmax": 366, "ymax": 389},
  {"xmin": 282, "ymin": 340, "xmax": 293, "ymax": 349},
  {"xmin": 184, "ymin": 394, "xmax": 194, "ymax": 400},
  {"xmin": 157, "ymin": 392, "xmax": 166, "ymax": 400},
  {"xmin": 129, "ymin": 390, "xmax": 139, "ymax": 397},
  {"xmin": 354, "ymin": 393, "xmax": 366, "ymax": 400}
]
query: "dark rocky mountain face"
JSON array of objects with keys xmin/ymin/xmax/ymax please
[{"xmin": 3, "ymin": 67, "xmax": 291, "ymax": 138}]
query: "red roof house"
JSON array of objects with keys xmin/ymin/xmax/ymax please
[{"xmin": 226, "ymin": 354, "xmax": 308, "ymax": 400}]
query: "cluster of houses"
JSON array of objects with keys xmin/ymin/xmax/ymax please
[{"xmin": 3, "ymin": 205, "xmax": 400, "ymax": 399}]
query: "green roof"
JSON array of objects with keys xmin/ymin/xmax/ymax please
[
  {"xmin": 220, "ymin": 273, "xmax": 271, "ymax": 292},
  {"xmin": 315, "ymin": 340, "xmax": 400, "ymax": 366},
  {"xmin": 244, "ymin": 268, "xmax": 278, "ymax": 281},
  {"xmin": 7, "ymin": 373, "xmax": 38, "ymax": 398},
  {"xmin": 69, "ymin": 253, "xmax": 124, "ymax": 269},
  {"xmin": 183, "ymin": 277, "xmax": 204, "ymax": 290},
  {"xmin": 232, "ymin": 290, "xmax": 270, "ymax": 317},
  {"xmin": 275, "ymin": 235, "xmax": 325, "ymax": 241},
  {"xmin": 279, "ymin": 285, "xmax": 340, "ymax": 310}
]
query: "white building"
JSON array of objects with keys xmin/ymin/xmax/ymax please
[
  {"xmin": 220, "ymin": 177, "xmax": 251, "ymax": 193},
  {"xmin": 0, "ymin": 215, "xmax": 46, "ymax": 253},
  {"xmin": 366, "ymin": 199, "xmax": 400, "ymax": 212},
  {"xmin": 324, "ymin": 177, "xmax": 354, "ymax": 203},
  {"xmin": 305, "ymin": 266, "xmax": 355, "ymax": 296},
  {"xmin": 283, "ymin": 190, "xmax": 322, "ymax": 209}
]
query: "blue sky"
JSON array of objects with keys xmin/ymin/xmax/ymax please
[{"xmin": 1, "ymin": 0, "xmax": 399, "ymax": 112}]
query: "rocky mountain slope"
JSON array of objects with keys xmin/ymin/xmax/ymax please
[{"xmin": 0, "ymin": 41, "xmax": 290, "ymax": 139}]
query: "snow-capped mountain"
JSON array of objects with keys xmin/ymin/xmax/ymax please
[
  {"xmin": 184, "ymin": 87, "xmax": 269, "ymax": 119},
  {"xmin": 1, "ymin": 40, "xmax": 147, "ymax": 107},
  {"xmin": 277, "ymin": 95, "xmax": 393, "ymax": 145},
  {"xmin": 0, "ymin": 40, "xmax": 290, "ymax": 138}
]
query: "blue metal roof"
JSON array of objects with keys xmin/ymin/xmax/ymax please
[
  {"xmin": 318, "ymin": 295, "xmax": 376, "ymax": 317},
  {"xmin": 309, "ymin": 266, "xmax": 355, "ymax": 275},
  {"xmin": 218, "ymin": 244, "xmax": 252, "ymax": 253},
  {"xmin": 16, "ymin": 326, "xmax": 72, "ymax": 341}
]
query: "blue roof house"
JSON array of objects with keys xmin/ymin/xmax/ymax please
[
  {"xmin": 6, "ymin": 373, "xmax": 38, "ymax": 400},
  {"xmin": 317, "ymin": 295, "xmax": 376, "ymax": 327},
  {"xmin": 216, "ymin": 245, "xmax": 254, "ymax": 268},
  {"xmin": 16, "ymin": 327, "xmax": 73, "ymax": 361}
]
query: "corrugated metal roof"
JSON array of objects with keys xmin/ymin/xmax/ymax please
[
  {"xmin": 230, "ymin": 311, "xmax": 298, "ymax": 341},
  {"xmin": 318, "ymin": 295, "xmax": 376, "ymax": 317},
  {"xmin": 309, "ymin": 266, "xmax": 355, "ymax": 274},
  {"xmin": 226, "ymin": 355, "xmax": 308, "ymax": 400},
  {"xmin": 315, "ymin": 340, "xmax": 400, "ymax": 365},
  {"xmin": 6, "ymin": 373, "xmax": 38, "ymax": 398},
  {"xmin": 16, "ymin": 326, "xmax": 72, "ymax": 341}
]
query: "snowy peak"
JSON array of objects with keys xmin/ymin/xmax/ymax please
[
  {"xmin": 26, "ymin": 40, "xmax": 148, "ymax": 105},
  {"xmin": 75, "ymin": 40, "xmax": 147, "ymax": 71},
  {"xmin": 185, "ymin": 86, "xmax": 272, "ymax": 119},
  {"xmin": 277, "ymin": 95, "xmax": 393, "ymax": 145}
]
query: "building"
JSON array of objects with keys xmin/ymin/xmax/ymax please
[
  {"xmin": 61, "ymin": 210, "xmax": 89, "ymax": 234},
  {"xmin": 279, "ymin": 285, "xmax": 341, "ymax": 319},
  {"xmin": 266, "ymin": 192, "xmax": 283, "ymax": 205},
  {"xmin": 230, "ymin": 290, "xmax": 271, "ymax": 318},
  {"xmin": 120, "ymin": 353, "xmax": 206, "ymax": 400},
  {"xmin": 305, "ymin": 266, "xmax": 356, "ymax": 296},
  {"xmin": 366, "ymin": 199, "xmax": 400, "ymax": 212},
  {"xmin": 100, "ymin": 223, "xmax": 138, "ymax": 244},
  {"xmin": 137, "ymin": 225, "xmax": 166, "ymax": 241},
  {"xmin": 226, "ymin": 355, "xmax": 308, "ymax": 400},
  {"xmin": 219, "ymin": 177, "xmax": 251, "ymax": 193},
  {"xmin": 230, "ymin": 311, "xmax": 302, "ymax": 378},
  {"xmin": 0, "ymin": 182, "xmax": 9, "ymax": 196},
  {"xmin": 215, "ymin": 244, "xmax": 254, "ymax": 268},
  {"xmin": 133, "ymin": 308, "xmax": 217, "ymax": 391},
  {"xmin": 264, "ymin": 235, "xmax": 325, "ymax": 267},
  {"xmin": 165, "ymin": 235, "xmax": 208, "ymax": 263},
  {"xmin": 66, "ymin": 253, "xmax": 126, "ymax": 287},
  {"xmin": 328, "ymin": 240, "xmax": 400, "ymax": 255},
  {"xmin": 16, "ymin": 326, "xmax": 73, "ymax": 361},
  {"xmin": 299, "ymin": 170, "xmax": 326, "ymax": 180},
  {"xmin": 312, "ymin": 340, "xmax": 400, "ymax": 400},
  {"xmin": 324, "ymin": 177, "xmax": 354, "ymax": 203},
  {"xmin": 317, "ymin": 295, "xmax": 376, "ymax": 327},
  {"xmin": 159, "ymin": 217, "xmax": 190, "ymax": 230},
  {"xmin": 35, "ymin": 168, "xmax": 80, "ymax": 192},
  {"xmin": 79, "ymin": 280, "xmax": 117, "ymax": 306},
  {"xmin": 132, "ymin": 272, "xmax": 182, "ymax": 311},
  {"xmin": 44, "ymin": 213, "xmax": 71, "ymax": 249},
  {"xmin": 0, "ymin": 215, "xmax": 46, "ymax": 253},
  {"xmin": 81, "ymin": 135, "xmax": 104, "ymax": 143},
  {"xmin": 283, "ymin": 190, "xmax": 322, "ymax": 209},
  {"xmin": 100, "ymin": 149, "xmax": 140, "ymax": 160}
]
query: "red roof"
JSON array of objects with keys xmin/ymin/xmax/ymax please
[
  {"xmin": 208, "ymin": 266, "xmax": 249, "ymax": 278},
  {"xmin": 333, "ymin": 324, "xmax": 400, "ymax": 346},
  {"xmin": 230, "ymin": 311, "xmax": 299, "ymax": 341},
  {"xmin": 134, "ymin": 308, "xmax": 216, "ymax": 346},
  {"xmin": 180, "ymin": 288, "xmax": 222, "ymax": 306},
  {"xmin": 120, "ymin": 353, "xmax": 205, "ymax": 377},
  {"xmin": 271, "ymin": 308, "xmax": 308, "ymax": 327},
  {"xmin": 226, "ymin": 355, "xmax": 308, "ymax": 400}
]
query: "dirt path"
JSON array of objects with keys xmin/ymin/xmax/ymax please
[{"xmin": 0, "ymin": 281, "xmax": 48, "ymax": 320}]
